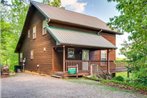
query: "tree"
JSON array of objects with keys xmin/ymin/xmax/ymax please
[
  {"xmin": 0, "ymin": 0, "xmax": 61, "ymax": 71},
  {"xmin": 0, "ymin": 0, "xmax": 28, "ymax": 71},
  {"xmin": 108, "ymin": 0, "xmax": 147, "ymax": 85},
  {"xmin": 43, "ymin": 0, "xmax": 61, "ymax": 7}
]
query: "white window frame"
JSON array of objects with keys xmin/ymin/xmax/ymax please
[
  {"xmin": 30, "ymin": 50, "xmax": 34, "ymax": 59},
  {"xmin": 82, "ymin": 50, "xmax": 89, "ymax": 61},
  {"xmin": 42, "ymin": 20, "xmax": 47, "ymax": 35},
  {"xmin": 28, "ymin": 29, "xmax": 30, "ymax": 38},
  {"xmin": 20, "ymin": 53, "xmax": 23, "ymax": 62},
  {"xmin": 101, "ymin": 50, "xmax": 107, "ymax": 61},
  {"xmin": 33, "ymin": 26, "xmax": 36, "ymax": 39},
  {"xmin": 67, "ymin": 48, "xmax": 75, "ymax": 59}
]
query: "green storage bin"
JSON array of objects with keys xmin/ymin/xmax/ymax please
[{"xmin": 68, "ymin": 68, "xmax": 77, "ymax": 74}]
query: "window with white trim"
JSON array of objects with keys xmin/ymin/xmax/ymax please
[
  {"xmin": 67, "ymin": 48, "xmax": 75, "ymax": 59},
  {"xmin": 42, "ymin": 20, "xmax": 47, "ymax": 35},
  {"xmin": 28, "ymin": 29, "xmax": 30, "ymax": 38},
  {"xmin": 30, "ymin": 50, "xmax": 34, "ymax": 59},
  {"xmin": 32, "ymin": 26, "xmax": 36, "ymax": 39},
  {"xmin": 101, "ymin": 50, "xmax": 107, "ymax": 61},
  {"xmin": 20, "ymin": 53, "xmax": 23, "ymax": 62}
]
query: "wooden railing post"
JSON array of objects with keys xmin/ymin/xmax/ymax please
[
  {"xmin": 63, "ymin": 45, "xmax": 65, "ymax": 73},
  {"xmin": 90, "ymin": 64, "xmax": 93, "ymax": 75},
  {"xmin": 107, "ymin": 49, "xmax": 110, "ymax": 74}
]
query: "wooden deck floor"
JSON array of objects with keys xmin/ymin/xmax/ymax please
[
  {"xmin": 52, "ymin": 67, "xmax": 127, "ymax": 78},
  {"xmin": 111, "ymin": 67, "xmax": 127, "ymax": 73},
  {"xmin": 52, "ymin": 70, "xmax": 89, "ymax": 78}
]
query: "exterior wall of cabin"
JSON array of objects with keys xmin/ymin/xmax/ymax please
[
  {"xmin": 49, "ymin": 22, "xmax": 116, "ymax": 72},
  {"xmin": 19, "ymin": 10, "xmax": 56, "ymax": 74},
  {"xmin": 19, "ymin": 11, "xmax": 116, "ymax": 74}
]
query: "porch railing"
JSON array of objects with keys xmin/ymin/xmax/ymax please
[
  {"xmin": 65, "ymin": 60, "xmax": 116, "ymax": 73},
  {"xmin": 65, "ymin": 60, "xmax": 82, "ymax": 71}
]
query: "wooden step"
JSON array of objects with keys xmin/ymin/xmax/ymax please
[{"xmin": 51, "ymin": 74, "xmax": 62, "ymax": 78}]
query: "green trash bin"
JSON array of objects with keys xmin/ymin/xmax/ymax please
[{"xmin": 68, "ymin": 68, "xmax": 77, "ymax": 74}]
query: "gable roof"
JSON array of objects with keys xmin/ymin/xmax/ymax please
[
  {"xmin": 46, "ymin": 26, "xmax": 116, "ymax": 49},
  {"xmin": 15, "ymin": 1, "xmax": 120, "ymax": 52},
  {"xmin": 31, "ymin": 1, "xmax": 120, "ymax": 34}
]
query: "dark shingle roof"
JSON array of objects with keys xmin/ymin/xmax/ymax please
[{"xmin": 31, "ymin": 1, "xmax": 120, "ymax": 34}]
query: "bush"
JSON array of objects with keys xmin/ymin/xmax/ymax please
[
  {"xmin": 113, "ymin": 76, "xmax": 124, "ymax": 82},
  {"xmin": 135, "ymin": 77, "xmax": 147, "ymax": 86}
]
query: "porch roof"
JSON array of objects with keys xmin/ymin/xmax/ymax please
[{"xmin": 46, "ymin": 26, "xmax": 117, "ymax": 49}]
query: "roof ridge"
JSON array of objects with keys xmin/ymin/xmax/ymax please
[
  {"xmin": 30, "ymin": 0, "xmax": 120, "ymax": 34},
  {"xmin": 31, "ymin": 1, "xmax": 98, "ymax": 18}
]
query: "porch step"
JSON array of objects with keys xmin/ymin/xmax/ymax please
[
  {"xmin": 51, "ymin": 71, "xmax": 64, "ymax": 78},
  {"xmin": 51, "ymin": 74, "xmax": 62, "ymax": 78}
]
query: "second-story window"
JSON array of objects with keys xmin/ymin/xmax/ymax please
[
  {"xmin": 33, "ymin": 26, "xmax": 36, "ymax": 39},
  {"xmin": 28, "ymin": 29, "xmax": 30, "ymax": 38},
  {"xmin": 42, "ymin": 20, "xmax": 47, "ymax": 35}
]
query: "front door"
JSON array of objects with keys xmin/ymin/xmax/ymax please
[{"xmin": 82, "ymin": 50, "xmax": 89, "ymax": 71}]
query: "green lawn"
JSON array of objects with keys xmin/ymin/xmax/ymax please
[
  {"xmin": 116, "ymin": 72, "xmax": 133, "ymax": 79},
  {"xmin": 66, "ymin": 78, "xmax": 136, "ymax": 93}
]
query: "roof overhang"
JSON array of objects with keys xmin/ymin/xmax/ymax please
[{"xmin": 46, "ymin": 26, "xmax": 117, "ymax": 49}]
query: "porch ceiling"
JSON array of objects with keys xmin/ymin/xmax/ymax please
[{"xmin": 46, "ymin": 26, "xmax": 117, "ymax": 49}]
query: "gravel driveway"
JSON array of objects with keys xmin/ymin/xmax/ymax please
[{"xmin": 1, "ymin": 73, "xmax": 147, "ymax": 98}]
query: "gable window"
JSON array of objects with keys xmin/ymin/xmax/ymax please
[
  {"xmin": 67, "ymin": 48, "xmax": 75, "ymax": 59},
  {"xmin": 101, "ymin": 50, "xmax": 107, "ymax": 61},
  {"xmin": 42, "ymin": 20, "xmax": 47, "ymax": 35},
  {"xmin": 33, "ymin": 26, "xmax": 36, "ymax": 39},
  {"xmin": 20, "ymin": 53, "xmax": 23, "ymax": 62},
  {"xmin": 30, "ymin": 50, "xmax": 34, "ymax": 59},
  {"xmin": 28, "ymin": 30, "xmax": 30, "ymax": 38}
]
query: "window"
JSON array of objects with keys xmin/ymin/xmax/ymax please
[
  {"xmin": 82, "ymin": 50, "xmax": 89, "ymax": 60},
  {"xmin": 33, "ymin": 26, "xmax": 36, "ymax": 39},
  {"xmin": 101, "ymin": 50, "xmax": 107, "ymax": 61},
  {"xmin": 67, "ymin": 48, "xmax": 75, "ymax": 58},
  {"xmin": 20, "ymin": 53, "xmax": 23, "ymax": 62},
  {"xmin": 42, "ymin": 20, "xmax": 47, "ymax": 35},
  {"xmin": 28, "ymin": 30, "xmax": 30, "ymax": 38},
  {"xmin": 30, "ymin": 50, "xmax": 34, "ymax": 59}
]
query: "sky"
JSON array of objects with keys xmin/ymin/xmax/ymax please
[{"xmin": 35, "ymin": 0, "xmax": 128, "ymax": 58}]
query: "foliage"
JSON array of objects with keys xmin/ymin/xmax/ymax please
[
  {"xmin": 0, "ymin": 0, "xmax": 61, "ymax": 71},
  {"xmin": 43, "ymin": 0, "xmax": 61, "ymax": 7},
  {"xmin": 113, "ymin": 76, "xmax": 124, "ymax": 82},
  {"xmin": 0, "ymin": 0, "xmax": 28, "ymax": 71},
  {"xmin": 108, "ymin": 0, "xmax": 147, "ymax": 86}
]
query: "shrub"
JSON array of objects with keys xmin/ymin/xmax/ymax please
[
  {"xmin": 135, "ymin": 77, "xmax": 147, "ymax": 86},
  {"xmin": 113, "ymin": 76, "xmax": 124, "ymax": 82}
]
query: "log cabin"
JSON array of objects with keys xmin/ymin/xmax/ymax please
[{"xmin": 15, "ymin": 1, "xmax": 121, "ymax": 78}]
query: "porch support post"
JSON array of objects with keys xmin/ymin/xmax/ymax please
[
  {"xmin": 63, "ymin": 45, "xmax": 65, "ymax": 73},
  {"xmin": 107, "ymin": 49, "xmax": 110, "ymax": 74},
  {"xmin": 52, "ymin": 47, "xmax": 55, "ymax": 72}
]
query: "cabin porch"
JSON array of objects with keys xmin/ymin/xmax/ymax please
[{"xmin": 52, "ymin": 45, "xmax": 116, "ymax": 78}]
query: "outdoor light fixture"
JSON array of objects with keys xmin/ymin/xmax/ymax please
[{"xmin": 43, "ymin": 47, "xmax": 46, "ymax": 52}]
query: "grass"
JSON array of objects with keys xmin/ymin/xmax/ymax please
[
  {"xmin": 66, "ymin": 77, "xmax": 134, "ymax": 92},
  {"xmin": 66, "ymin": 75, "xmax": 147, "ymax": 95},
  {"xmin": 116, "ymin": 72, "xmax": 133, "ymax": 79},
  {"xmin": 67, "ymin": 77, "xmax": 100, "ymax": 85},
  {"xmin": 116, "ymin": 72, "xmax": 128, "ymax": 77}
]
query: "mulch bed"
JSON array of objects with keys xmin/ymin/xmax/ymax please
[
  {"xmin": 105, "ymin": 82, "xmax": 147, "ymax": 95},
  {"xmin": 84, "ymin": 76, "xmax": 147, "ymax": 95}
]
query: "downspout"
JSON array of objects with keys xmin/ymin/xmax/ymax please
[{"xmin": 97, "ymin": 29, "xmax": 102, "ymax": 35}]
